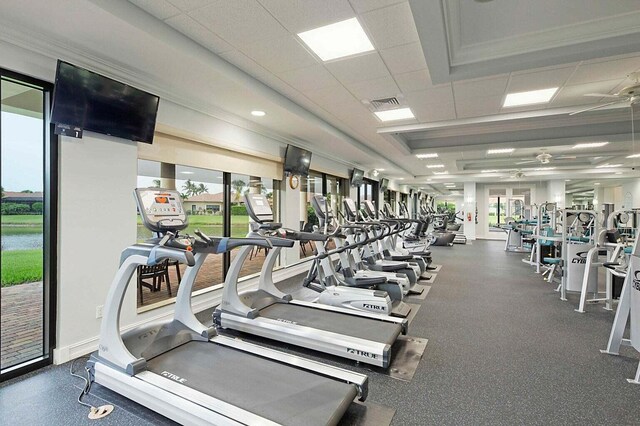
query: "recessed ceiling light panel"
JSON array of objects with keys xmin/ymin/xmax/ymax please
[
  {"xmin": 627, "ymin": 153, "xmax": 640, "ymax": 158},
  {"xmin": 416, "ymin": 153, "xmax": 438, "ymax": 159},
  {"xmin": 595, "ymin": 164, "xmax": 622, "ymax": 168},
  {"xmin": 298, "ymin": 18, "xmax": 374, "ymax": 61},
  {"xmin": 573, "ymin": 142, "xmax": 608, "ymax": 149},
  {"xmin": 374, "ymin": 108, "xmax": 415, "ymax": 122},
  {"xmin": 251, "ymin": 110, "xmax": 266, "ymax": 117},
  {"xmin": 503, "ymin": 87, "xmax": 558, "ymax": 107},
  {"xmin": 426, "ymin": 164, "xmax": 445, "ymax": 168},
  {"xmin": 487, "ymin": 148, "xmax": 515, "ymax": 154}
]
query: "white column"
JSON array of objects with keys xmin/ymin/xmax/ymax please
[
  {"xmin": 594, "ymin": 186, "xmax": 604, "ymax": 211},
  {"xmin": 463, "ymin": 182, "xmax": 476, "ymax": 240},
  {"xmin": 281, "ymin": 178, "xmax": 301, "ymax": 266},
  {"xmin": 548, "ymin": 180, "xmax": 566, "ymax": 209}
]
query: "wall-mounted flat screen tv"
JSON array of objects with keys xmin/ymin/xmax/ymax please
[
  {"xmin": 51, "ymin": 60, "xmax": 160, "ymax": 144},
  {"xmin": 350, "ymin": 168, "xmax": 364, "ymax": 187},
  {"xmin": 380, "ymin": 178, "xmax": 389, "ymax": 191},
  {"xmin": 283, "ymin": 144, "xmax": 312, "ymax": 176}
]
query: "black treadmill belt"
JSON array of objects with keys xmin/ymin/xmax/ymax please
[
  {"xmin": 260, "ymin": 303, "xmax": 401, "ymax": 346},
  {"xmin": 146, "ymin": 341, "xmax": 356, "ymax": 426}
]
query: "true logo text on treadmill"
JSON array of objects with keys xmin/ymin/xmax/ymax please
[
  {"xmin": 362, "ymin": 304, "xmax": 385, "ymax": 310},
  {"xmin": 161, "ymin": 371, "xmax": 187, "ymax": 384},
  {"xmin": 346, "ymin": 348, "xmax": 377, "ymax": 359}
]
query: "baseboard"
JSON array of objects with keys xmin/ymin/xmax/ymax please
[{"xmin": 53, "ymin": 262, "xmax": 310, "ymax": 364}]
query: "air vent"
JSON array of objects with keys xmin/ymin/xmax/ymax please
[{"xmin": 370, "ymin": 97, "xmax": 400, "ymax": 110}]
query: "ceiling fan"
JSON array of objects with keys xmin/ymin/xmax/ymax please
[
  {"xmin": 511, "ymin": 170, "xmax": 525, "ymax": 179},
  {"xmin": 515, "ymin": 150, "xmax": 576, "ymax": 165},
  {"xmin": 570, "ymin": 71, "xmax": 640, "ymax": 115}
]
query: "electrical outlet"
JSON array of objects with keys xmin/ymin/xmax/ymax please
[{"xmin": 96, "ymin": 305, "xmax": 104, "ymax": 319}]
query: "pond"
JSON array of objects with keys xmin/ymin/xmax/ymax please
[{"xmin": 1, "ymin": 227, "xmax": 43, "ymax": 251}]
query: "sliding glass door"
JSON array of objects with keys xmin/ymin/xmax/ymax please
[{"xmin": 1, "ymin": 70, "xmax": 57, "ymax": 381}]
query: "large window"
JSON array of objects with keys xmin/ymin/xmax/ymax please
[
  {"xmin": 357, "ymin": 178, "xmax": 379, "ymax": 218},
  {"xmin": 1, "ymin": 70, "xmax": 57, "ymax": 380},
  {"xmin": 136, "ymin": 160, "xmax": 280, "ymax": 308}
]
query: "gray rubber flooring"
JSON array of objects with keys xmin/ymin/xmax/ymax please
[{"xmin": 1, "ymin": 240, "xmax": 639, "ymax": 425}]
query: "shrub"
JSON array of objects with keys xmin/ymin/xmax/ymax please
[
  {"xmin": 231, "ymin": 204, "xmax": 247, "ymax": 215},
  {"xmin": 31, "ymin": 202, "xmax": 44, "ymax": 213},
  {"xmin": 307, "ymin": 205, "xmax": 318, "ymax": 226},
  {"xmin": 1, "ymin": 203, "xmax": 32, "ymax": 215}
]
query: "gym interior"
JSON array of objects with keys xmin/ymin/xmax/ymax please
[{"xmin": 1, "ymin": 1, "xmax": 640, "ymax": 425}]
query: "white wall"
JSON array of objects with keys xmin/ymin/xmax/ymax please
[{"xmin": 621, "ymin": 179, "xmax": 640, "ymax": 208}]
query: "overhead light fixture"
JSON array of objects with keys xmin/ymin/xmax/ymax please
[
  {"xmin": 627, "ymin": 153, "xmax": 640, "ymax": 158},
  {"xmin": 594, "ymin": 182, "xmax": 601, "ymax": 185},
  {"xmin": 416, "ymin": 153, "xmax": 438, "ymax": 159},
  {"xmin": 251, "ymin": 110, "xmax": 266, "ymax": 117},
  {"xmin": 374, "ymin": 108, "xmax": 415, "ymax": 122},
  {"xmin": 398, "ymin": 178, "xmax": 405, "ymax": 180},
  {"xmin": 377, "ymin": 168, "xmax": 385, "ymax": 171},
  {"xmin": 297, "ymin": 17, "xmax": 374, "ymax": 61},
  {"xmin": 615, "ymin": 172, "xmax": 623, "ymax": 175},
  {"xmin": 532, "ymin": 167, "xmax": 556, "ymax": 171},
  {"xmin": 180, "ymin": 171, "xmax": 194, "ymax": 175},
  {"xmin": 565, "ymin": 179, "xmax": 571, "ymax": 182},
  {"xmin": 432, "ymin": 171, "xmax": 448, "ymax": 175},
  {"xmin": 595, "ymin": 164, "xmax": 622, "ymax": 168},
  {"xmin": 503, "ymin": 87, "xmax": 558, "ymax": 107},
  {"xmin": 481, "ymin": 169, "xmax": 498, "ymax": 173},
  {"xmin": 372, "ymin": 169, "xmax": 380, "ymax": 177},
  {"xmin": 487, "ymin": 148, "xmax": 515, "ymax": 154},
  {"xmin": 573, "ymin": 142, "xmax": 608, "ymax": 149},
  {"xmin": 426, "ymin": 164, "xmax": 445, "ymax": 169}
]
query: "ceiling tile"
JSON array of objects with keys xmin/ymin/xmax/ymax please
[
  {"xmin": 258, "ymin": 0, "xmax": 355, "ymax": 33},
  {"xmin": 344, "ymin": 75, "xmax": 400, "ymax": 101},
  {"xmin": 165, "ymin": 14, "xmax": 233, "ymax": 54},
  {"xmin": 239, "ymin": 35, "xmax": 317, "ymax": 74},
  {"xmin": 506, "ymin": 65, "xmax": 576, "ymax": 93},
  {"xmin": 567, "ymin": 56, "xmax": 640, "ymax": 86},
  {"xmin": 191, "ymin": 0, "xmax": 289, "ymax": 48},
  {"xmin": 455, "ymin": 96, "xmax": 503, "ymax": 119},
  {"xmin": 167, "ymin": 0, "xmax": 214, "ymax": 12},
  {"xmin": 325, "ymin": 52, "xmax": 390, "ymax": 84},
  {"xmin": 305, "ymin": 85, "xmax": 360, "ymax": 109},
  {"xmin": 550, "ymin": 79, "xmax": 622, "ymax": 108},
  {"xmin": 218, "ymin": 50, "xmax": 270, "ymax": 78},
  {"xmin": 380, "ymin": 42, "xmax": 426, "ymax": 75},
  {"xmin": 405, "ymin": 84, "xmax": 454, "ymax": 106},
  {"xmin": 349, "ymin": 0, "xmax": 404, "ymax": 14},
  {"xmin": 360, "ymin": 2, "xmax": 419, "ymax": 49},
  {"xmin": 453, "ymin": 75, "xmax": 509, "ymax": 101},
  {"xmin": 129, "ymin": 0, "xmax": 181, "ymax": 20},
  {"xmin": 278, "ymin": 64, "xmax": 340, "ymax": 91},
  {"xmin": 394, "ymin": 69, "xmax": 432, "ymax": 93},
  {"xmin": 412, "ymin": 102, "xmax": 456, "ymax": 123}
]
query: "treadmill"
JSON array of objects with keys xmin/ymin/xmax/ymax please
[
  {"xmin": 214, "ymin": 193, "xmax": 409, "ymax": 368},
  {"xmin": 88, "ymin": 188, "xmax": 367, "ymax": 426}
]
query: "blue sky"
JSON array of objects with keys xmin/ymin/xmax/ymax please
[{"xmin": 1, "ymin": 111, "xmax": 44, "ymax": 192}]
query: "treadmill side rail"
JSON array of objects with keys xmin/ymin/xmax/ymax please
[
  {"xmin": 217, "ymin": 313, "xmax": 393, "ymax": 368},
  {"xmin": 213, "ymin": 334, "xmax": 368, "ymax": 401}
]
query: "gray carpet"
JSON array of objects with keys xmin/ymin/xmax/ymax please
[{"xmin": 2, "ymin": 240, "xmax": 639, "ymax": 425}]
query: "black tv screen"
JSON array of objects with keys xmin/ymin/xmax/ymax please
[
  {"xmin": 380, "ymin": 178, "xmax": 389, "ymax": 191},
  {"xmin": 350, "ymin": 168, "xmax": 364, "ymax": 187},
  {"xmin": 283, "ymin": 145, "xmax": 312, "ymax": 176},
  {"xmin": 51, "ymin": 60, "xmax": 159, "ymax": 144}
]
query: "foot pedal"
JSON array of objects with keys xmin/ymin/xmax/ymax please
[{"xmin": 88, "ymin": 405, "xmax": 114, "ymax": 420}]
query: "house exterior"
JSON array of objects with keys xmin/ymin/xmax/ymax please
[
  {"xmin": 1, "ymin": 191, "xmax": 44, "ymax": 207},
  {"xmin": 182, "ymin": 192, "xmax": 246, "ymax": 214}
]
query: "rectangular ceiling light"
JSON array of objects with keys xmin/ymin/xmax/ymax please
[
  {"xmin": 627, "ymin": 153, "xmax": 640, "ymax": 158},
  {"xmin": 487, "ymin": 148, "xmax": 515, "ymax": 154},
  {"xmin": 533, "ymin": 167, "xmax": 556, "ymax": 171},
  {"xmin": 416, "ymin": 153, "xmax": 438, "ymax": 159},
  {"xmin": 595, "ymin": 164, "xmax": 622, "ymax": 168},
  {"xmin": 503, "ymin": 87, "xmax": 558, "ymax": 107},
  {"xmin": 426, "ymin": 164, "xmax": 445, "ymax": 168},
  {"xmin": 481, "ymin": 169, "xmax": 498, "ymax": 173},
  {"xmin": 374, "ymin": 108, "xmax": 415, "ymax": 122},
  {"xmin": 432, "ymin": 171, "xmax": 448, "ymax": 175},
  {"xmin": 297, "ymin": 18, "xmax": 374, "ymax": 61},
  {"xmin": 573, "ymin": 142, "xmax": 609, "ymax": 149}
]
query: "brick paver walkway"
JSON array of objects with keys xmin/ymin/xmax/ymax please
[{"xmin": 1, "ymin": 281, "xmax": 43, "ymax": 369}]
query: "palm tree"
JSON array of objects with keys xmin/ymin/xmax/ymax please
[
  {"xmin": 152, "ymin": 179, "xmax": 161, "ymax": 188},
  {"xmin": 231, "ymin": 179, "xmax": 246, "ymax": 204},
  {"xmin": 182, "ymin": 179, "xmax": 198, "ymax": 198},
  {"xmin": 196, "ymin": 183, "xmax": 209, "ymax": 195}
]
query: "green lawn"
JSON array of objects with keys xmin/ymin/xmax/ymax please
[
  {"xmin": 1, "ymin": 249, "xmax": 43, "ymax": 287},
  {"xmin": 136, "ymin": 214, "xmax": 249, "ymax": 225},
  {"xmin": 137, "ymin": 214, "xmax": 252, "ymax": 240},
  {"xmin": 1, "ymin": 215, "xmax": 43, "ymax": 225}
]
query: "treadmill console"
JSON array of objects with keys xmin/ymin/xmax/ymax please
[
  {"xmin": 363, "ymin": 200, "xmax": 376, "ymax": 217},
  {"xmin": 135, "ymin": 188, "xmax": 188, "ymax": 233},
  {"xmin": 311, "ymin": 195, "xmax": 333, "ymax": 221},
  {"xmin": 343, "ymin": 198, "xmax": 357, "ymax": 220},
  {"xmin": 244, "ymin": 193, "xmax": 274, "ymax": 223}
]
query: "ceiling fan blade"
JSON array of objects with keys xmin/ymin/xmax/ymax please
[
  {"xmin": 584, "ymin": 93, "xmax": 620, "ymax": 98},
  {"xmin": 569, "ymin": 100, "xmax": 622, "ymax": 115}
]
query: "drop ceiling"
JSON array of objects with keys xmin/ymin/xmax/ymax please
[{"xmin": 2, "ymin": 0, "xmax": 640, "ymax": 189}]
